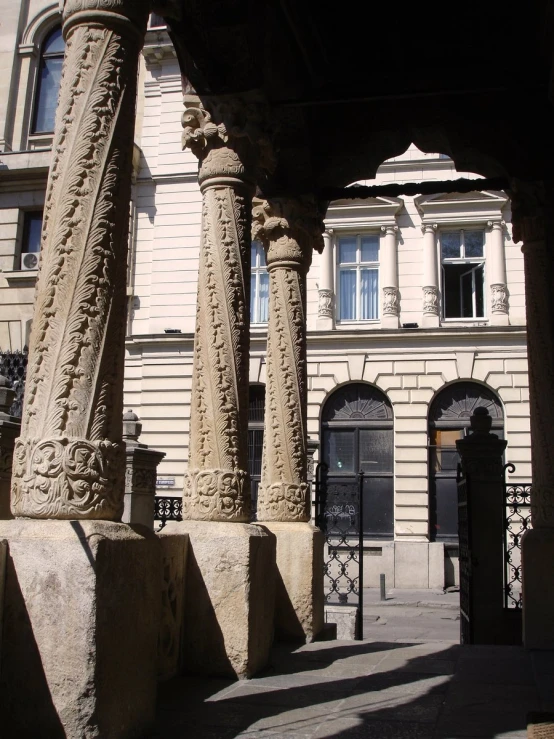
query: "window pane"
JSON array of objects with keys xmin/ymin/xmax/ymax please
[
  {"xmin": 248, "ymin": 429, "xmax": 264, "ymax": 477},
  {"xmin": 42, "ymin": 27, "xmax": 64, "ymax": 55},
  {"xmin": 361, "ymin": 476, "xmax": 394, "ymax": 537},
  {"xmin": 461, "ymin": 268, "xmax": 474, "ymax": 317},
  {"xmin": 465, "ymin": 230, "xmax": 484, "ymax": 258},
  {"xmin": 324, "ymin": 430, "xmax": 355, "ymax": 473},
  {"xmin": 251, "ymin": 243, "xmax": 258, "ymax": 267},
  {"xmin": 360, "ymin": 269, "xmax": 378, "ymax": 320},
  {"xmin": 360, "ymin": 235, "xmax": 379, "ymax": 262},
  {"xmin": 475, "ymin": 264, "xmax": 484, "ymax": 317},
  {"xmin": 250, "ymin": 274, "xmax": 256, "ymax": 320},
  {"xmin": 258, "ymin": 272, "xmax": 269, "ymax": 322},
  {"xmin": 339, "ymin": 269, "xmax": 356, "ymax": 320},
  {"xmin": 359, "ymin": 429, "xmax": 393, "ymax": 473},
  {"xmin": 33, "ymin": 56, "xmax": 63, "ymax": 133},
  {"xmin": 441, "ymin": 232, "xmax": 461, "ymax": 259},
  {"xmin": 338, "ymin": 237, "xmax": 356, "ymax": 264},
  {"xmin": 23, "ymin": 212, "xmax": 43, "ymax": 253}
]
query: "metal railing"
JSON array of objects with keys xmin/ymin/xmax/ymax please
[
  {"xmin": 0, "ymin": 347, "xmax": 28, "ymax": 418},
  {"xmin": 504, "ymin": 463, "xmax": 532, "ymax": 610},
  {"xmin": 154, "ymin": 496, "xmax": 182, "ymax": 531}
]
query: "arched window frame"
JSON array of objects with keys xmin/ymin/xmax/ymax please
[{"xmin": 15, "ymin": 5, "xmax": 63, "ymax": 151}]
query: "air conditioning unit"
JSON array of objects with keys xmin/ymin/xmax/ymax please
[{"xmin": 21, "ymin": 252, "xmax": 39, "ymax": 271}]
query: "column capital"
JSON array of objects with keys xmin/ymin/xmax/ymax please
[
  {"xmin": 381, "ymin": 224, "xmax": 398, "ymax": 236},
  {"xmin": 252, "ymin": 196, "xmax": 325, "ymax": 271},
  {"xmin": 182, "ymin": 94, "xmax": 275, "ymax": 188},
  {"xmin": 487, "ymin": 219, "xmax": 505, "ymax": 231},
  {"xmin": 421, "ymin": 222, "xmax": 437, "ymax": 235},
  {"xmin": 62, "ymin": 0, "xmax": 150, "ymax": 39}
]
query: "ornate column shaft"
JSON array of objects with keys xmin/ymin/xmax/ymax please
[
  {"xmin": 381, "ymin": 225, "xmax": 400, "ymax": 328},
  {"xmin": 422, "ymin": 223, "xmax": 439, "ymax": 327},
  {"xmin": 317, "ymin": 229, "xmax": 335, "ymax": 330},
  {"xmin": 252, "ymin": 198, "xmax": 323, "ymax": 522},
  {"xmin": 182, "ymin": 95, "xmax": 273, "ymax": 522},
  {"xmin": 11, "ymin": 0, "xmax": 150, "ymax": 519},
  {"xmin": 488, "ymin": 219, "xmax": 509, "ymax": 325}
]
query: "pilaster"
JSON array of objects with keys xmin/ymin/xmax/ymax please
[
  {"xmin": 317, "ymin": 230, "xmax": 335, "ymax": 330},
  {"xmin": 422, "ymin": 223, "xmax": 440, "ymax": 327},
  {"xmin": 381, "ymin": 225, "xmax": 400, "ymax": 328},
  {"xmin": 488, "ymin": 219, "xmax": 509, "ymax": 325}
]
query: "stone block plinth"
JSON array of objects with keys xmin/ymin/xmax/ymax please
[
  {"xmin": 123, "ymin": 446, "xmax": 165, "ymax": 529},
  {"xmin": 261, "ymin": 522, "xmax": 324, "ymax": 643},
  {"xmin": 165, "ymin": 520, "xmax": 276, "ymax": 679},
  {"xmin": 0, "ymin": 520, "xmax": 162, "ymax": 738},
  {"xmin": 523, "ymin": 528, "xmax": 554, "ymax": 649},
  {"xmin": 324, "ymin": 604, "xmax": 359, "ymax": 640},
  {"xmin": 157, "ymin": 529, "xmax": 189, "ymax": 681}
]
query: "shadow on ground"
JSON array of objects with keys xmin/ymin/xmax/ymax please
[{"xmin": 152, "ymin": 639, "xmax": 543, "ymax": 738}]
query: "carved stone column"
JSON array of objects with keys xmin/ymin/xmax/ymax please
[
  {"xmin": 182, "ymin": 95, "xmax": 273, "ymax": 523},
  {"xmin": 317, "ymin": 229, "xmax": 335, "ymax": 330},
  {"xmin": 251, "ymin": 197, "xmax": 325, "ymax": 643},
  {"xmin": 422, "ymin": 223, "xmax": 440, "ymax": 327},
  {"xmin": 512, "ymin": 181, "xmax": 554, "ymax": 648},
  {"xmin": 252, "ymin": 197, "xmax": 323, "ymax": 522},
  {"xmin": 381, "ymin": 225, "xmax": 400, "ymax": 329},
  {"xmin": 488, "ymin": 219, "xmax": 509, "ymax": 325},
  {"xmin": 11, "ymin": 0, "xmax": 150, "ymax": 520}
]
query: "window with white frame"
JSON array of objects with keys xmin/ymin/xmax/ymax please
[
  {"xmin": 337, "ymin": 234, "xmax": 379, "ymax": 321},
  {"xmin": 250, "ymin": 241, "xmax": 269, "ymax": 324},
  {"xmin": 441, "ymin": 229, "xmax": 485, "ymax": 319},
  {"xmin": 31, "ymin": 26, "xmax": 64, "ymax": 135},
  {"xmin": 18, "ymin": 210, "xmax": 43, "ymax": 270}
]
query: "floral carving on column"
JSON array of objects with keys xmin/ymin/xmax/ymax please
[
  {"xmin": 317, "ymin": 289, "xmax": 334, "ymax": 319},
  {"xmin": 491, "ymin": 284, "xmax": 509, "ymax": 313},
  {"xmin": 11, "ymin": 0, "xmax": 150, "ymax": 519},
  {"xmin": 252, "ymin": 197, "xmax": 324, "ymax": 522},
  {"xmin": 182, "ymin": 95, "xmax": 273, "ymax": 521},
  {"xmin": 423, "ymin": 286, "xmax": 439, "ymax": 316},
  {"xmin": 383, "ymin": 287, "xmax": 400, "ymax": 316}
]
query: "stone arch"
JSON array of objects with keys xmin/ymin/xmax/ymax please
[{"xmin": 20, "ymin": 4, "xmax": 61, "ymax": 51}]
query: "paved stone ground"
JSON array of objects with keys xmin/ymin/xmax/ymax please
[{"xmin": 153, "ymin": 590, "xmax": 554, "ymax": 739}]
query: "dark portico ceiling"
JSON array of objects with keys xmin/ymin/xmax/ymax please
[{"xmin": 163, "ymin": 0, "xmax": 554, "ymax": 194}]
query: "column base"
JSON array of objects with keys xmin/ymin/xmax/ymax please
[
  {"xmin": 260, "ymin": 522, "xmax": 324, "ymax": 643},
  {"xmin": 381, "ymin": 314, "xmax": 400, "ymax": 329},
  {"xmin": 522, "ymin": 527, "xmax": 554, "ymax": 649},
  {"xmin": 422, "ymin": 314, "xmax": 440, "ymax": 328},
  {"xmin": 490, "ymin": 312, "xmax": 510, "ymax": 326},
  {"xmin": 0, "ymin": 519, "xmax": 161, "ymax": 738},
  {"xmin": 165, "ymin": 520, "xmax": 276, "ymax": 678},
  {"xmin": 157, "ymin": 528, "xmax": 189, "ymax": 681}
]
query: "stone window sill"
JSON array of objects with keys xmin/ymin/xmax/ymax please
[{"xmin": 2, "ymin": 269, "xmax": 38, "ymax": 283}]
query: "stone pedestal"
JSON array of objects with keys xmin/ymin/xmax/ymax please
[
  {"xmin": 122, "ymin": 410, "xmax": 165, "ymax": 529},
  {"xmin": 261, "ymin": 522, "xmax": 324, "ymax": 643},
  {"xmin": 165, "ymin": 520, "xmax": 276, "ymax": 679},
  {"xmin": 522, "ymin": 528, "xmax": 554, "ymax": 649},
  {"xmin": 157, "ymin": 529, "xmax": 189, "ymax": 680},
  {"xmin": 0, "ymin": 520, "xmax": 161, "ymax": 738}
]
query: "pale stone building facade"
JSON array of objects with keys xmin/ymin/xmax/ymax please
[{"xmin": 0, "ymin": 4, "xmax": 531, "ymax": 587}]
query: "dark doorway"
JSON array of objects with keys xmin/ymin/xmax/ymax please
[
  {"xmin": 248, "ymin": 385, "xmax": 265, "ymax": 516},
  {"xmin": 321, "ymin": 383, "xmax": 394, "ymax": 537},
  {"xmin": 429, "ymin": 382, "xmax": 504, "ymax": 542}
]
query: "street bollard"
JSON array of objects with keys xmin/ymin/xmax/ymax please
[{"xmin": 380, "ymin": 573, "xmax": 386, "ymax": 601}]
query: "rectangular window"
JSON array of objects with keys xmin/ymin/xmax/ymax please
[
  {"xmin": 441, "ymin": 229, "xmax": 485, "ymax": 319},
  {"xmin": 18, "ymin": 211, "xmax": 43, "ymax": 270},
  {"xmin": 337, "ymin": 234, "xmax": 379, "ymax": 321},
  {"xmin": 250, "ymin": 241, "xmax": 269, "ymax": 324}
]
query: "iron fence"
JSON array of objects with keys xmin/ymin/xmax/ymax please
[
  {"xmin": 154, "ymin": 495, "xmax": 182, "ymax": 530},
  {"xmin": 504, "ymin": 463, "xmax": 532, "ymax": 610},
  {"xmin": 0, "ymin": 347, "xmax": 28, "ymax": 418}
]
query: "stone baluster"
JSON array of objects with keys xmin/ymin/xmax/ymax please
[
  {"xmin": 252, "ymin": 197, "xmax": 324, "ymax": 521},
  {"xmin": 422, "ymin": 223, "xmax": 440, "ymax": 327},
  {"xmin": 512, "ymin": 181, "xmax": 554, "ymax": 648},
  {"xmin": 182, "ymin": 95, "xmax": 273, "ymax": 522},
  {"xmin": 0, "ymin": 375, "xmax": 18, "ymax": 519},
  {"xmin": 317, "ymin": 229, "xmax": 335, "ymax": 330},
  {"xmin": 11, "ymin": 0, "xmax": 151, "ymax": 520},
  {"xmin": 381, "ymin": 224, "xmax": 400, "ymax": 328},
  {"xmin": 251, "ymin": 197, "xmax": 325, "ymax": 643},
  {"xmin": 488, "ymin": 219, "xmax": 509, "ymax": 325}
]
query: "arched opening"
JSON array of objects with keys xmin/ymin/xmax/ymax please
[
  {"xmin": 31, "ymin": 25, "xmax": 65, "ymax": 135},
  {"xmin": 248, "ymin": 384, "xmax": 265, "ymax": 514},
  {"xmin": 321, "ymin": 383, "xmax": 394, "ymax": 537},
  {"xmin": 428, "ymin": 381, "xmax": 504, "ymax": 543}
]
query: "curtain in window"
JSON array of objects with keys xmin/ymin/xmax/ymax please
[
  {"xmin": 340, "ymin": 270, "xmax": 356, "ymax": 320},
  {"xmin": 258, "ymin": 272, "xmax": 269, "ymax": 322},
  {"xmin": 360, "ymin": 268, "xmax": 378, "ymax": 320}
]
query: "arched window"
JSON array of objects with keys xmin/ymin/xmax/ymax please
[
  {"xmin": 321, "ymin": 383, "xmax": 394, "ymax": 537},
  {"xmin": 429, "ymin": 382, "xmax": 503, "ymax": 542},
  {"xmin": 32, "ymin": 26, "xmax": 64, "ymax": 134},
  {"xmin": 248, "ymin": 385, "xmax": 265, "ymax": 513}
]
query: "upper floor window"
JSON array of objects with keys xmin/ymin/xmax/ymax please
[
  {"xmin": 337, "ymin": 234, "xmax": 379, "ymax": 321},
  {"xmin": 19, "ymin": 211, "xmax": 43, "ymax": 270},
  {"xmin": 441, "ymin": 229, "xmax": 485, "ymax": 319},
  {"xmin": 32, "ymin": 26, "xmax": 64, "ymax": 135},
  {"xmin": 148, "ymin": 12, "xmax": 167, "ymax": 28},
  {"xmin": 250, "ymin": 241, "xmax": 268, "ymax": 324}
]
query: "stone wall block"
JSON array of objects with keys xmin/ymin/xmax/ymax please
[
  {"xmin": 0, "ymin": 520, "xmax": 162, "ymax": 737},
  {"xmin": 157, "ymin": 530, "xmax": 189, "ymax": 681}
]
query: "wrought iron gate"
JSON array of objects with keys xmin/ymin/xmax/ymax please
[
  {"xmin": 503, "ymin": 463, "xmax": 532, "ymax": 610},
  {"xmin": 315, "ymin": 463, "xmax": 364, "ymax": 639},
  {"xmin": 457, "ymin": 462, "xmax": 472, "ymax": 644}
]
